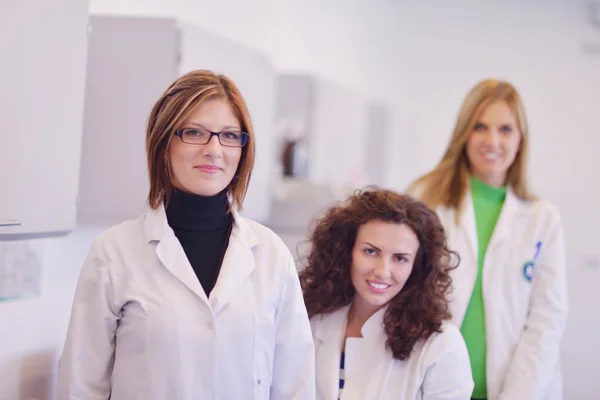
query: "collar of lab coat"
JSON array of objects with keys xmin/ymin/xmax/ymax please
[
  {"xmin": 143, "ymin": 203, "xmax": 260, "ymax": 313},
  {"xmin": 313, "ymin": 303, "xmax": 388, "ymax": 343},
  {"xmin": 313, "ymin": 305, "xmax": 348, "ymax": 346},
  {"xmin": 143, "ymin": 203, "xmax": 259, "ymax": 247},
  {"xmin": 458, "ymin": 183, "xmax": 527, "ymax": 261}
]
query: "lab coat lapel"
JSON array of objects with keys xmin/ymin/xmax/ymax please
[
  {"xmin": 145, "ymin": 205, "xmax": 210, "ymax": 304},
  {"xmin": 344, "ymin": 306, "xmax": 393, "ymax": 399},
  {"xmin": 486, "ymin": 186, "xmax": 521, "ymax": 252},
  {"xmin": 209, "ymin": 211, "xmax": 257, "ymax": 315},
  {"xmin": 459, "ymin": 190, "xmax": 479, "ymax": 264},
  {"xmin": 314, "ymin": 306, "xmax": 349, "ymax": 400},
  {"xmin": 481, "ymin": 187, "xmax": 526, "ymax": 288}
]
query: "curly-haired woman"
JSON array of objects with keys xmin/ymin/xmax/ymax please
[{"xmin": 300, "ymin": 188, "xmax": 474, "ymax": 400}]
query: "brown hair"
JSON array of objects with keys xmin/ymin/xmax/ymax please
[
  {"xmin": 407, "ymin": 79, "xmax": 535, "ymax": 219},
  {"xmin": 145, "ymin": 70, "xmax": 255, "ymax": 211},
  {"xmin": 299, "ymin": 188, "xmax": 458, "ymax": 361}
]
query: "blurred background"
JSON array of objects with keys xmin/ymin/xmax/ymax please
[{"xmin": 1, "ymin": 0, "xmax": 599, "ymax": 398}]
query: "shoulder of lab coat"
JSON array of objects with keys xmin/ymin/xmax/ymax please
[
  {"xmin": 499, "ymin": 195, "xmax": 568, "ymax": 400},
  {"xmin": 420, "ymin": 322, "xmax": 474, "ymax": 400},
  {"xmin": 57, "ymin": 208, "xmax": 316, "ymax": 399}
]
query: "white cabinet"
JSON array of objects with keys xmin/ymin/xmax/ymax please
[
  {"xmin": 268, "ymin": 76, "xmax": 392, "ymax": 261},
  {"xmin": 77, "ymin": 16, "xmax": 277, "ymax": 226},
  {"xmin": 274, "ymin": 74, "xmax": 385, "ymax": 188},
  {"xmin": 0, "ymin": 0, "xmax": 89, "ymax": 235},
  {"xmin": 365, "ymin": 102, "xmax": 390, "ymax": 187}
]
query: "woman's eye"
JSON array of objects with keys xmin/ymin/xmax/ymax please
[
  {"xmin": 474, "ymin": 123, "xmax": 486, "ymax": 131},
  {"xmin": 223, "ymin": 132, "xmax": 240, "ymax": 139},
  {"xmin": 184, "ymin": 129, "xmax": 201, "ymax": 137}
]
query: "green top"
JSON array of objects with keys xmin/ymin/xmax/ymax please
[{"xmin": 461, "ymin": 175, "xmax": 507, "ymax": 399}]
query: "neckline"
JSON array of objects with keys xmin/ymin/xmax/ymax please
[
  {"xmin": 470, "ymin": 175, "xmax": 507, "ymax": 202},
  {"xmin": 165, "ymin": 188, "xmax": 230, "ymax": 231}
]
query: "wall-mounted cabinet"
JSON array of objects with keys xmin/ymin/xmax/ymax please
[
  {"xmin": 0, "ymin": 0, "xmax": 89, "ymax": 235},
  {"xmin": 77, "ymin": 16, "xmax": 277, "ymax": 226},
  {"xmin": 274, "ymin": 74, "xmax": 389, "ymax": 188},
  {"xmin": 268, "ymin": 75, "xmax": 392, "ymax": 260}
]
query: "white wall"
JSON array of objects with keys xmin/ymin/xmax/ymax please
[
  {"xmin": 1, "ymin": 0, "xmax": 599, "ymax": 399},
  {"xmin": 88, "ymin": 0, "xmax": 394, "ymax": 97},
  {"xmin": 0, "ymin": 228, "xmax": 103, "ymax": 400}
]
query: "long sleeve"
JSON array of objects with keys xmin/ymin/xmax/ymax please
[
  {"xmin": 499, "ymin": 212, "xmax": 568, "ymax": 400},
  {"xmin": 422, "ymin": 325, "xmax": 474, "ymax": 400},
  {"xmin": 270, "ymin": 254, "xmax": 316, "ymax": 400},
  {"xmin": 56, "ymin": 239, "xmax": 120, "ymax": 400}
]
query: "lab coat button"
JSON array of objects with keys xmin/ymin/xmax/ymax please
[{"xmin": 207, "ymin": 322, "xmax": 213, "ymax": 330}]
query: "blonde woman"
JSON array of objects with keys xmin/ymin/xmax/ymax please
[{"xmin": 408, "ymin": 79, "xmax": 567, "ymax": 400}]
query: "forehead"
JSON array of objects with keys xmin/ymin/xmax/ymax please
[
  {"xmin": 478, "ymin": 100, "xmax": 517, "ymax": 125},
  {"xmin": 183, "ymin": 98, "xmax": 240, "ymax": 129},
  {"xmin": 356, "ymin": 220, "xmax": 420, "ymax": 254}
]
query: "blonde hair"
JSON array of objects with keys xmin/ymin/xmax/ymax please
[
  {"xmin": 146, "ymin": 70, "xmax": 255, "ymax": 211},
  {"xmin": 407, "ymin": 79, "xmax": 536, "ymax": 216}
]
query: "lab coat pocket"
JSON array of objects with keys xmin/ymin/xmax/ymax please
[{"xmin": 253, "ymin": 314, "xmax": 275, "ymax": 398}]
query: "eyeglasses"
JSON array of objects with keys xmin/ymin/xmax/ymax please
[{"xmin": 175, "ymin": 128, "xmax": 249, "ymax": 147}]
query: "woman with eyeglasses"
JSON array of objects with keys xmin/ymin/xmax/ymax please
[{"xmin": 57, "ymin": 70, "xmax": 315, "ymax": 400}]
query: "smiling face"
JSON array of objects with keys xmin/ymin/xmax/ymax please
[
  {"xmin": 168, "ymin": 98, "xmax": 243, "ymax": 197},
  {"xmin": 466, "ymin": 100, "xmax": 522, "ymax": 187},
  {"xmin": 350, "ymin": 220, "xmax": 420, "ymax": 317}
]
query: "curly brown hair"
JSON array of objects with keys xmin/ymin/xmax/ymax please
[{"xmin": 299, "ymin": 187, "xmax": 458, "ymax": 361}]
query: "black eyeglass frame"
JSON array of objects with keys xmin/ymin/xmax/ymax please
[{"xmin": 174, "ymin": 128, "xmax": 249, "ymax": 147}]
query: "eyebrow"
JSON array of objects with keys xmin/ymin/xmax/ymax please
[
  {"xmin": 363, "ymin": 242, "xmax": 413, "ymax": 257},
  {"xmin": 184, "ymin": 122, "xmax": 241, "ymax": 131},
  {"xmin": 476, "ymin": 121, "xmax": 515, "ymax": 127}
]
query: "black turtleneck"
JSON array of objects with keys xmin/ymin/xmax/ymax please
[{"xmin": 165, "ymin": 189, "xmax": 233, "ymax": 296}]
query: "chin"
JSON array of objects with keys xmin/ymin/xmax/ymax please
[
  {"xmin": 363, "ymin": 294, "xmax": 393, "ymax": 309},
  {"xmin": 186, "ymin": 185, "xmax": 223, "ymax": 197}
]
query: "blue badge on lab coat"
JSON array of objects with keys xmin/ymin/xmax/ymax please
[
  {"xmin": 522, "ymin": 241, "xmax": 542, "ymax": 283},
  {"xmin": 522, "ymin": 261, "xmax": 535, "ymax": 282}
]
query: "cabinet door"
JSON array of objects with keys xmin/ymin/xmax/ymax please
[
  {"xmin": 77, "ymin": 16, "xmax": 178, "ymax": 226},
  {"xmin": 310, "ymin": 78, "xmax": 369, "ymax": 188},
  {"xmin": 0, "ymin": 0, "xmax": 89, "ymax": 235}
]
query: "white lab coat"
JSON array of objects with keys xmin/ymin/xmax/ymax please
[
  {"xmin": 311, "ymin": 305, "xmax": 474, "ymax": 400},
  {"xmin": 434, "ymin": 187, "xmax": 568, "ymax": 400},
  {"xmin": 56, "ymin": 205, "xmax": 316, "ymax": 400}
]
